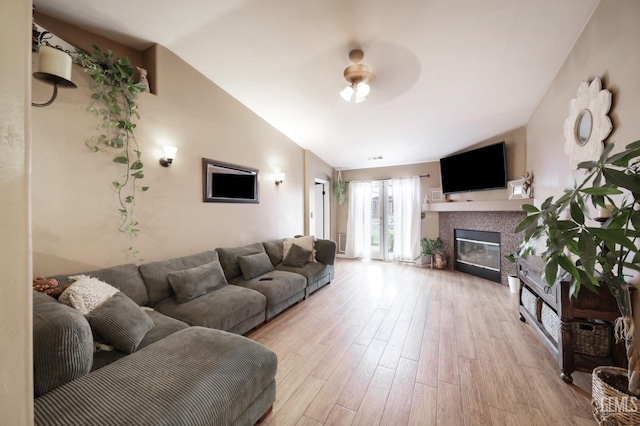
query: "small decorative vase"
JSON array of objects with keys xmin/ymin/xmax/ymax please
[{"xmin": 508, "ymin": 275, "xmax": 520, "ymax": 293}]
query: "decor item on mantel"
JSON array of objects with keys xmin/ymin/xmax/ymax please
[
  {"xmin": 515, "ymin": 140, "xmax": 640, "ymax": 424},
  {"xmin": 508, "ymin": 171, "xmax": 534, "ymax": 200},
  {"xmin": 333, "ymin": 169, "xmax": 346, "ymax": 205},
  {"xmin": 563, "ymin": 76, "xmax": 613, "ymax": 170}
]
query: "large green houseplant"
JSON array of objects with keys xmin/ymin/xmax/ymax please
[{"xmin": 516, "ymin": 140, "xmax": 640, "ymax": 397}]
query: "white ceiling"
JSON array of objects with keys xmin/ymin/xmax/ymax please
[{"xmin": 34, "ymin": 0, "xmax": 599, "ymax": 170}]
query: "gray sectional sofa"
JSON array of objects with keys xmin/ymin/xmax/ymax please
[{"xmin": 33, "ymin": 237, "xmax": 336, "ymax": 425}]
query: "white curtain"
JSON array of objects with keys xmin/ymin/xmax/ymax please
[
  {"xmin": 391, "ymin": 176, "xmax": 421, "ymax": 261},
  {"xmin": 345, "ymin": 180, "xmax": 372, "ymax": 259}
]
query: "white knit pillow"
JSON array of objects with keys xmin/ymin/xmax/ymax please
[{"xmin": 58, "ymin": 275, "xmax": 119, "ymax": 314}]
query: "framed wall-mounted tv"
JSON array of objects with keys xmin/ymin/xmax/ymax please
[
  {"xmin": 439, "ymin": 141, "xmax": 508, "ymax": 194},
  {"xmin": 202, "ymin": 158, "xmax": 259, "ymax": 203}
]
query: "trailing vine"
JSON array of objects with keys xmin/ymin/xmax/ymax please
[
  {"xmin": 333, "ymin": 169, "xmax": 346, "ymax": 204},
  {"xmin": 73, "ymin": 45, "xmax": 148, "ymax": 257}
]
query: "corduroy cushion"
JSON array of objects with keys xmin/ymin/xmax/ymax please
[
  {"xmin": 85, "ymin": 292, "xmax": 154, "ymax": 353},
  {"xmin": 238, "ymin": 253, "xmax": 275, "ymax": 280},
  {"xmin": 167, "ymin": 260, "xmax": 228, "ymax": 304},
  {"xmin": 262, "ymin": 239, "xmax": 285, "ymax": 265},
  {"xmin": 283, "ymin": 244, "xmax": 312, "ymax": 267},
  {"xmin": 33, "ymin": 291, "xmax": 93, "ymax": 397},
  {"xmin": 139, "ymin": 251, "xmax": 220, "ymax": 306},
  {"xmin": 216, "ymin": 243, "xmax": 266, "ymax": 281}
]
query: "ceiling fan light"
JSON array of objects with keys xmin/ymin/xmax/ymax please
[
  {"xmin": 356, "ymin": 82, "xmax": 370, "ymax": 98},
  {"xmin": 340, "ymin": 85, "xmax": 354, "ymax": 102}
]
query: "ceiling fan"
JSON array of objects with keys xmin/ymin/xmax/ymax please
[{"xmin": 340, "ymin": 49, "xmax": 371, "ymax": 103}]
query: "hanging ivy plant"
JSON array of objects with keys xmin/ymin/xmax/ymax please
[
  {"xmin": 73, "ymin": 45, "xmax": 148, "ymax": 257},
  {"xmin": 333, "ymin": 170, "xmax": 346, "ymax": 204}
]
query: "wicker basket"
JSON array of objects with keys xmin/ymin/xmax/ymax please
[
  {"xmin": 573, "ymin": 320, "xmax": 612, "ymax": 358},
  {"xmin": 541, "ymin": 303, "xmax": 560, "ymax": 342},
  {"xmin": 521, "ymin": 286, "xmax": 540, "ymax": 320},
  {"xmin": 592, "ymin": 366, "xmax": 640, "ymax": 425}
]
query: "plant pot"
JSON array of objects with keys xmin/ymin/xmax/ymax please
[
  {"xmin": 433, "ymin": 252, "xmax": 447, "ymax": 269},
  {"xmin": 508, "ymin": 275, "xmax": 520, "ymax": 294},
  {"xmin": 416, "ymin": 255, "xmax": 432, "ymax": 268},
  {"xmin": 592, "ymin": 366, "xmax": 640, "ymax": 425}
]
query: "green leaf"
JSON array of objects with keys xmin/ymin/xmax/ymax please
[
  {"xmin": 131, "ymin": 171, "xmax": 144, "ymax": 179},
  {"xmin": 521, "ymin": 204, "xmax": 539, "ymax": 213},
  {"xmin": 111, "ymin": 181, "xmax": 122, "ymax": 189},
  {"xmin": 544, "ymin": 256, "xmax": 559, "ymax": 286},
  {"xmin": 580, "ymin": 187, "xmax": 623, "ymax": 196},
  {"xmin": 125, "ymin": 196, "xmax": 134, "ymax": 203},
  {"xmin": 557, "ymin": 256, "xmax": 581, "ymax": 283},
  {"xmin": 588, "ymin": 227, "xmax": 638, "ymax": 251},
  {"xmin": 113, "ymin": 156, "xmax": 128, "ymax": 164},
  {"xmin": 130, "ymin": 161, "xmax": 143, "ymax": 170},
  {"xmin": 515, "ymin": 214, "xmax": 538, "ymax": 233},
  {"xmin": 577, "ymin": 231, "xmax": 596, "ymax": 274},
  {"xmin": 141, "ymin": 186, "xmax": 149, "ymax": 192},
  {"xmin": 570, "ymin": 201, "xmax": 584, "ymax": 225},
  {"xmin": 577, "ymin": 161, "xmax": 598, "ymax": 170},
  {"xmin": 603, "ymin": 168, "xmax": 640, "ymax": 194}
]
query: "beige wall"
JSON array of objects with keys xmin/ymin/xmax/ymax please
[
  {"xmin": 527, "ymin": 0, "xmax": 640, "ymax": 206},
  {"xmin": 526, "ymin": 0, "xmax": 640, "ymax": 333},
  {"xmin": 31, "ymin": 43, "xmax": 312, "ymax": 276},
  {"xmin": 0, "ymin": 0, "xmax": 33, "ymax": 423}
]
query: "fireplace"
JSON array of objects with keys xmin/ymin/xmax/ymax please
[{"xmin": 454, "ymin": 229, "xmax": 501, "ymax": 283}]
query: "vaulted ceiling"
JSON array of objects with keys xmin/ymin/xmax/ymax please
[{"xmin": 33, "ymin": 0, "xmax": 600, "ymax": 169}]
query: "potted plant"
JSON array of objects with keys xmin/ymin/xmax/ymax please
[
  {"xmin": 515, "ymin": 141, "xmax": 640, "ymax": 422},
  {"xmin": 415, "ymin": 237, "xmax": 443, "ymax": 268}
]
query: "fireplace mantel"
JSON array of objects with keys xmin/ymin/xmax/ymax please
[{"xmin": 425, "ymin": 198, "xmax": 532, "ymax": 212}]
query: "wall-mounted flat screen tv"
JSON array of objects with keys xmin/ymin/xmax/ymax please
[
  {"xmin": 440, "ymin": 141, "xmax": 507, "ymax": 194},
  {"xmin": 203, "ymin": 158, "xmax": 259, "ymax": 203}
]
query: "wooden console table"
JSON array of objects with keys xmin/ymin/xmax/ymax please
[{"xmin": 517, "ymin": 255, "xmax": 626, "ymax": 383}]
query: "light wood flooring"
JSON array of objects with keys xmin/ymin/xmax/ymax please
[{"xmin": 246, "ymin": 258, "xmax": 596, "ymax": 426}]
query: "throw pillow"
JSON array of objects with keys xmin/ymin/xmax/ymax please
[
  {"xmin": 238, "ymin": 252, "xmax": 275, "ymax": 280},
  {"xmin": 85, "ymin": 292, "xmax": 154, "ymax": 354},
  {"xmin": 282, "ymin": 243, "xmax": 313, "ymax": 268},
  {"xmin": 58, "ymin": 275, "xmax": 120, "ymax": 314},
  {"xmin": 283, "ymin": 235, "xmax": 316, "ymax": 263},
  {"xmin": 167, "ymin": 260, "xmax": 228, "ymax": 304}
]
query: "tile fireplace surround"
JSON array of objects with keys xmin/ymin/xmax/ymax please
[{"xmin": 439, "ymin": 211, "xmax": 527, "ymax": 286}]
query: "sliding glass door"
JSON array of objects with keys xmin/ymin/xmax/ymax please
[{"xmin": 370, "ymin": 180, "xmax": 393, "ymax": 260}]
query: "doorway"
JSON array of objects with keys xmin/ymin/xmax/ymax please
[{"xmin": 314, "ymin": 179, "xmax": 330, "ymax": 239}]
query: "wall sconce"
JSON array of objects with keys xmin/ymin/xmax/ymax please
[
  {"xmin": 32, "ymin": 46, "xmax": 77, "ymax": 107},
  {"xmin": 159, "ymin": 146, "xmax": 177, "ymax": 167},
  {"xmin": 274, "ymin": 172, "xmax": 285, "ymax": 185}
]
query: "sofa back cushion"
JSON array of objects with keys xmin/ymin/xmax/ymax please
[
  {"xmin": 263, "ymin": 239, "xmax": 285, "ymax": 265},
  {"xmin": 49, "ymin": 263, "xmax": 149, "ymax": 306},
  {"xmin": 139, "ymin": 251, "xmax": 220, "ymax": 306},
  {"xmin": 33, "ymin": 291, "xmax": 93, "ymax": 397},
  {"xmin": 216, "ymin": 243, "xmax": 265, "ymax": 280}
]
